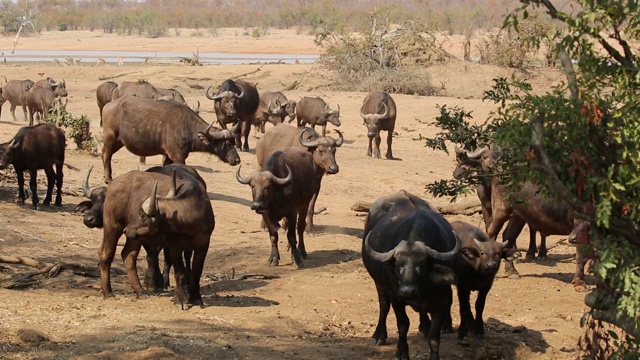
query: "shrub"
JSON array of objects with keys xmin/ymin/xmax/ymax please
[
  {"xmin": 316, "ymin": 9, "xmax": 449, "ymax": 95},
  {"xmin": 58, "ymin": 23, "xmax": 68, "ymax": 31},
  {"xmin": 251, "ymin": 28, "xmax": 261, "ymax": 38},
  {"xmin": 46, "ymin": 108, "xmax": 100, "ymax": 156}
]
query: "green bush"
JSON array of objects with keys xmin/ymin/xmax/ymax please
[
  {"xmin": 46, "ymin": 107, "xmax": 100, "ymax": 156},
  {"xmin": 58, "ymin": 23, "xmax": 68, "ymax": 31},
  {"xmin": 251, "ymin": 28, "xmax": 261, "ymax": 38}
]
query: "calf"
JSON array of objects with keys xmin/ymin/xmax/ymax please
[
  {"xmin": 26, "ymin": 86, "xmax": 65, "ymax": 125},
  {"xmin": 448, "ymin": 221, "xmax": 516, "ymax": 340},
  {"xmin": 295, "ymin": 97, "xmax": 341, "ymax": 136},
  {"xmin": 2, "ymin": 79, "xmax": 34, "ymax": 122},
  {"xmin": 360, "ymin": 91, "xmax": 397, "ymax": 159},
  {"xmin": 236, "ymin": 147, "xmax": 316, "ymax": 268},
  {"xmin": 0, "ymin": 124, "xmax": 65, "ymax": 209}
]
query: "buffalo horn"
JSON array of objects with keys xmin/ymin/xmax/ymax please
[
  {"xmin": 8, "ymin": 138, "xmax": 17, "ymax": 148},
  {"xmin": 378, "ymin": 101, "xmax": 389, "ymax": 118},
  {"xmin": 414, "ymin": 231, "xmax": 461, "ymax": 261},
  {"xmin": 270, "ymin": 165, "xmax": 292, "ymax": 185},
  {"xmin": 465, "ymin": 147, "xmax": 489, "ymax": 159},
  {"xmin": 299, "ymin": 128, "xmax": 319, "ymax": 148},
  {"xmin": 334, "ymin": 129, "xmax": 344, "ymax": 147},
  {"xmin": 324, "ymin": 104, "xmax": 330, "ymax": 114},
  {"xmin": 359, "ymin": 102, "xmax": 366, "ymax": 119},
  {"xmin": 236, "ymin": 87, "xmax": 245, "ymax": 99},
  {"xmin": 205, "ymin": 85, "xmax": 222, "ymax": 101},
  {"xmin": 61, "ymin": 79, "xmax": 66, "ymax": 86},
  {"xmin": 82, "ymin": 166, "xmax": 93, "ymax": 199},
  {"xmin": 235, "ymin": 165, "xmax": 251, "ymax": 185},
  {"xmin": 364, "ymin": 232, "xmax": 397, "ymax": 262},
  {"xmin": 336, "ymin": 103, "xmax": 340, "ymax": 113},
  {"xmin": 229, "ymin": 121, "xmax": 240, "ymax": 137},
  {"xmin": 142, "ymin": 181, "xmax": 159, "ymax": 216},
  {"xmin": 473, "ymin": 238, "xmax": 483, "ymax": 247},
  {"xmin": 205, "ymin": 121, "xmax": 214, "ymax": 134},
  {"xmin": 454, "ymin": 145, "xmax": 464, "ymax": 156},
  {"xmin": 165, "ymin": 170, "xmax": 177, "ymax": 198},
  {"xmin": 502, "ymin": 240, "xmax": 510, "ymax": 248}
]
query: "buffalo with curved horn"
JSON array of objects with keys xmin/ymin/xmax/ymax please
[{"xmin": 360, "ymin": 90, "xmax": 397, "ymax": 159}]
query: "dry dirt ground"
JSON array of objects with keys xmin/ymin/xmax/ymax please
[{"xmin": 0, "ymin": 29, "xmax": 589, "ymax": 360}]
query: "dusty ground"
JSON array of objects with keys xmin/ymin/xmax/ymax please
[{"xmin": 0, "ymin": 29, "xmax": 589, "ymax": 360}]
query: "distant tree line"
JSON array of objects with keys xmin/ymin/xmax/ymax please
[{"xmin": 0, "ymin": 0, "xmax": 520, "ymax": 38}]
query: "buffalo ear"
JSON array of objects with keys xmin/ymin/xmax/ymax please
[
  {"xmin": 460, "ymin": 247, "xmax": 480, "ymax": 260},
  {"xmin": 428, "ymin": 264, "xmax": 457, "ymax": 286},
  {"xmin": 74, "ymin": 201, "xmax": 93, "ymax": 213},
  {"xmin": 196, "ymin": 132, "xmax": 211, "ymax": 145}
]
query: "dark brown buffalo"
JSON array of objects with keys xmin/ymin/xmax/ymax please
[
  {"xmin": 97, "ymin": 166, "xmax": 214, "ymax": 309},
  {"xmin": 76, "ymin": 164, "xmax": 207, "ymax": 293},
  {"xmin": 448, "ymin": 221, "xmax": 516, "ymax": 340},
  {"xmin": 455, "ymin": 146, "xmax": 588, "ymax": 288},
  {"xmin": 360, "ymin": 91, "xmax": 397, "ymax": 159},
  {"xmin": 96, "ymin": 81, "xmax": 119, "ymax": 124},
  {"xmin": 362, "ymin": 190, "xmax": 460, "ymax": 360},
  {"xmin": 236, "ymin": 147, "xmax": 316, "ymax": 268},
  {"xmin": 295, "ymin": 97, "xmax": 341, "ymax": 136},
  {"xmin": 26, "ymin": 86, "xmax": 67, "ymax": 125},
  {"xmin": 205, "ymin": 79, "xmax": 260, "ymax": 151},
  {"xmin": 101, "ymin": 95, "xmax": 241, "ymax": 183},
  {"xmin": 256, "ymin": 124, "xmax": 343, "ymax": 234},
  {"xmin": 0, "ymin": 123, "xmax": 65, "ymax": 209},
  {"xmin": 34, "ymin": 77, "xmax": 68, "ymax": 97},
  {"xmin": 454, "ymin": 146, "xmax": 548, "ymax": 261},
  {"xmin": 2, "ymin": 79, "xmax": 34, "ymax": 122},
  {"xmin": 111, "ymin": 79, "xmax": 162, "ymax": 100},
  {"xmin": 156, "ymin": 87, "xmax": 187, "ymax": 103},
  {"xmin": 252, "ymin": 93, "xmax": 289, "ymax": 133}
]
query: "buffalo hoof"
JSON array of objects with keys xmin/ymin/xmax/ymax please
[
  {"xmin": 508, "ymin": 273, "xmax": 521, "ymax": 280},
  {"xmin": 525, "ymin": 253, "xmax": 536, "ymax": 260},
  {"xmin": 175, "ymin": 303, "xmax": 189, "ymax": 311},
  {"xmin": 371, "ymin": 337, "xmax": 386, "ymax": 346},
  {"xmin": 16, "ymin": 198, "xmax": 25, "ymax": 205},
  {"xmin": 189, "ymin": 298, "xmax": 203, "ymax": 306},
  {"xmin": 572, "ymin": 279, "xmax": 588, "ymax": 292},
  {"xmin": 441, "ymin": 324, "xmax": 455, "ymax": 334},
  {"xmin": 136, "ymin": 292, "xmax": 149, "ymax": 300},
  {"xmin": 268, "ymin": 258, "xmax": 279, "ymax": 267}
]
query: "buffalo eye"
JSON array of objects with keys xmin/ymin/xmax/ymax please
[
  {"xmin": 318, "ymin": 150, "xmax": 324, "ymax": 155},
  {"xmin": 415, "ymin": 266, "xmax": 421, "ymax": 275}
]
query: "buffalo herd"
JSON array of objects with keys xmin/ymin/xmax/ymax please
[{"xmin": 0, "ymin": 76, "xmax": 589, "ymax": 360}]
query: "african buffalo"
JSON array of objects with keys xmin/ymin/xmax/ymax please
[
  {"xmin": 236, "ymin": 147, "xmax": 316, "ymax": 268},
  {"xmin": 76, "ymin": 165, "xmax": 206, "ymax": 293},
  {"xmin": 96, "ymin": 81, "xmax": 119, "ymax": 123},
  {"xmin": 2, "ymin": 79, "xmax": 34, "ymax": 122},
  {"xmin": 448, "ymin": 221, "xmax": 516, "ymax": 340},
  {"xmin": 362, "ymin": 190, "xmax": 460, "ymax": 360},
  {"xmin": 295, "ymin": 97, "xmax": 340, "ymax": 136},
  {"xmin": 26, "ymin": 86, "xmax": 67, "ymax": 125},
  {"xmin": 360, "ymin": 91, "xmax": 397, "ymax": 159},
  {"xmin": 34, "ymin": 77, "xmax": 67, "ymax": 97},
  {"xmin": 0, "ymin": 123, "xmax": 65, "ymax": 209},
  {"xmin": 253, "ymin": 91, "xmax": 296, "ymax": 132},
  {"xmin": 455, "ymin": 146, "xmax": 588, "ymax": 288},
  {"xmin": 256, "ymin": 124, "xmax": 343, "ymax": 234},
  {"xmin": 205, "ymin": 79, "xmax": 260, "ymax": 151},
  {"xmin": 97, "ymin": 166, "xmax": 214, "ymax": 309},
  {"xmin": 111, "ymin": 79, "xmax": 163, "ymax": 100},
  {"xmin": 156, "ymin": 87, "xmax": 187, "ymax": 103},
  {"xmin": 101, "ymin": 95, "xmax": 240, "ymax": 183}
]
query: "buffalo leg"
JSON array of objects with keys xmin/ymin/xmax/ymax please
[
  {"xmin": 296, "ymin": 210, "xmax": 308, "ymax": 260},
  {"xmin": 163, "ymin": 249, "xmax": 193, "ymax": 291},
  {"xmin": 139, "ymin": 156, "xmax": 146, "ymax": 166},
  {"xmin": 241, "ymin": 120, "xmax": 251, "ymax": 151},
  {"xmin": 419, "ymin": 312, "xmax": 432, "ymax": 336},
  {"xmin": 15, "ymin": 167, "xmax": 26, "ymax": 205},
  {"xmin": 457, "ymin": 287, "xmax": 473, "ymax": 340},
  {"xmin": 28, "ymin": 168, "xmax": 39, "ymax": 209},
  {"xmin": 102, "ymin": 138, "xmax": 124, "ymax": 183},
  {"xmin": 42, "ymin": 167, "xmax": 55, "ymax": 206},
  {"xmin": 572, "ymin": 246, "xmax": 589, "ymax": 291},
  {"xmin": 54, "ymin": 163, "xmax": 63, "ymax": 206},
  {"xmin": 28, "ymin": 107, "xmax": 35, "ymax": 126},
  {"xmin": 188, "ymin": 245, "xmax": 207, "ymax": 306},
  {"xmin": 366, "ymin": 136, "xmax": 374, "ymax": 157},
  {"xmin": 391, "ymin": 301, "xmax": 411, "ymax": 360},
  {"xmin": 168, "ymin": 245, "xmax": 189, "ymax": 310},
  {"xmin": 10, "ymin": 103, "xmax": 17, "ymax": 122},
  {"xmin": 99, "ymin": 228, "xmax": 123, "ymax": 298},
  {"xmin": 321, "ymin": 124, "xmax": 327, "ymax": 137},
  {"xmin": 21, "ymin": 105, "xmax": 28, "ymax": 123},
  {"xmin": 385, "ymin": 129, "xmax": 394, "ymax": 160},
  {"xmin": 526, "ymin": 227, "xmax": 537, "ymax": 260},
  {"xmin": 286, "ymin": 214, "xmax": 303, "ymax": 268},
  {"xmin": 373, "ymin": 133, "xmax": 382, "ymax": 159},
  {"xmin": 264, "ymin": 215, "xmax": 280, "ymax": 266},
  {"xmin": 490, "ymin": 211, "xmax": 517, "ymax": 278},
  {"xmin": 371, "ymin": 285, "xmax": 390, "ymax": 345},
  {"xmin": 143, "ymin": 246, "xmax": 164, "ymax": 292},
  {"xmin": 538, "ymin": 235, "xmax": 548, "ymax": 259},
  {"xmin": 427, "ymin": 306, "xmax": 449, "ymax": 360},
  {"xmin": 121, "ymin": 238, "xmax": 145, "ymax": 297},
  {"xmin": 305, "ymin": 190, "xmax": 319, "ymax": 236},
  {"xmin": 473, "ymin": 284, "xmax": 493, "ymax": 338}
]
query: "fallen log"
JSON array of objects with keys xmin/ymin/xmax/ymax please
[{"xmin": 350, "ymin": 199, "xmax": 482, "ymax": 216}]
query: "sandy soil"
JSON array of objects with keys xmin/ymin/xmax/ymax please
[{"xmin": 0, "ymin": 29, "xmax": 588, "ymax": 360}]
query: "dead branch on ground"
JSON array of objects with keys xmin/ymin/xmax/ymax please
[{"xmin": 234, "ymin": 65, "xmax": 264, "ymax": 79}]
